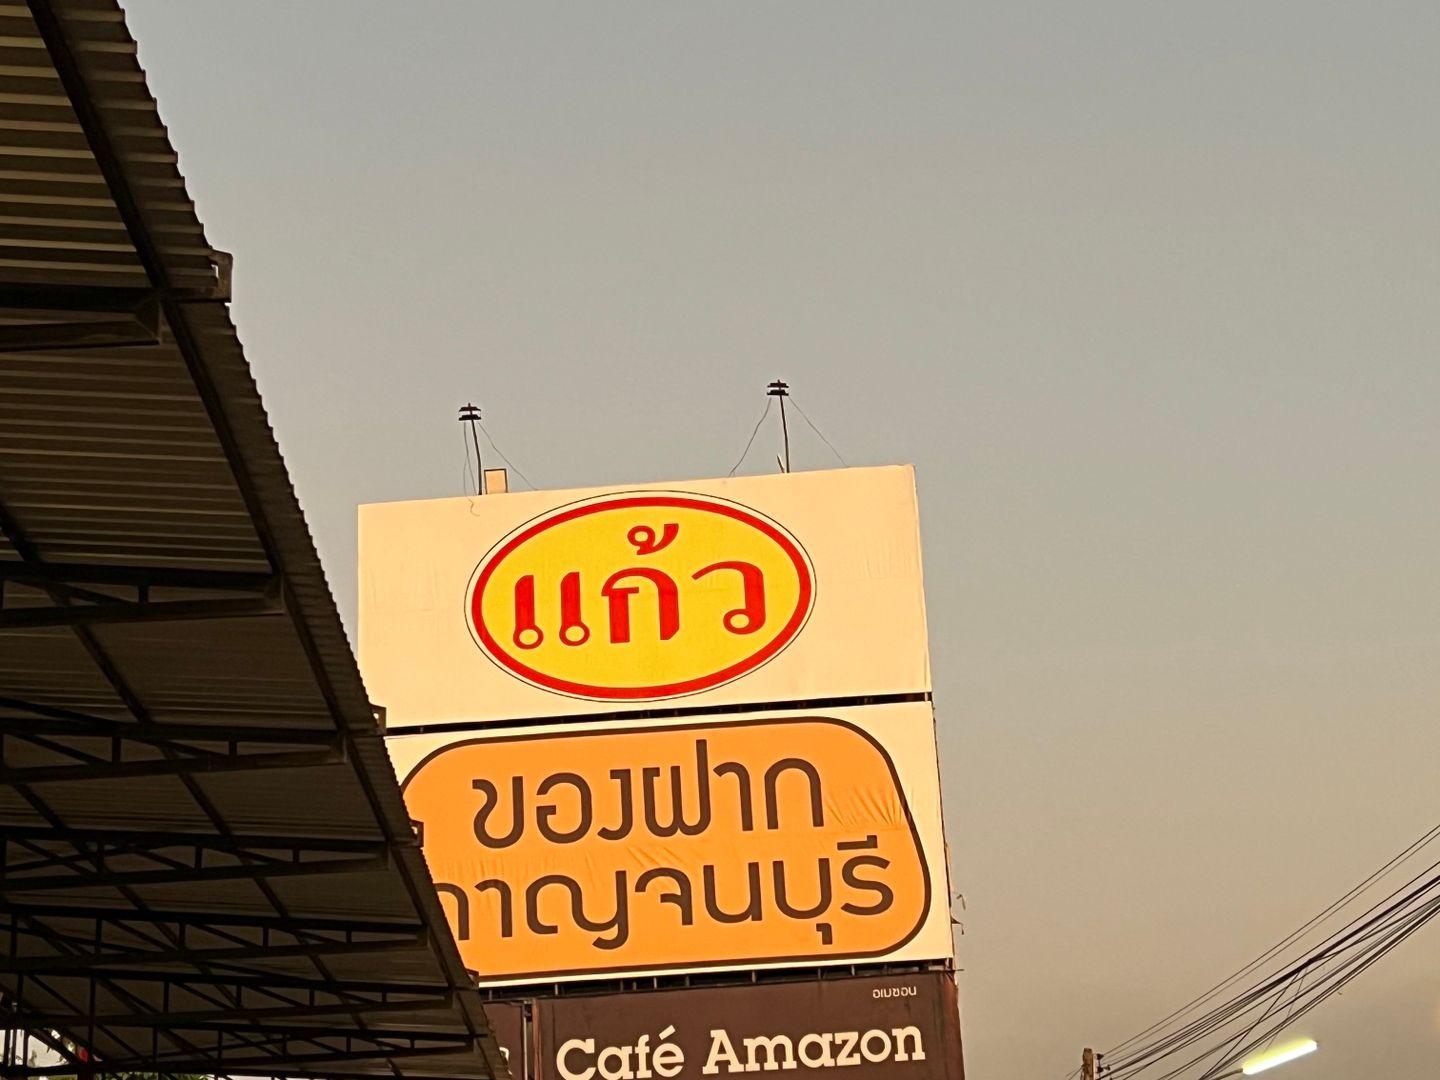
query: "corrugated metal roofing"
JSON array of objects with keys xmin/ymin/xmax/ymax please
[{"xmin": 0, "ymin": 2, "xmax": 506, "ymax": 1077}]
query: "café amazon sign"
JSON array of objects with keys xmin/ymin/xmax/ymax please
[{"xmin": 360, "ymin": 466, "xmax": 932, "ymax": 726}]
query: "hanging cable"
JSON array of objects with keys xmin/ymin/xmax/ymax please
[
  {"xmin": 1107, "ymin": 872, "xmax": 1440, "ymax": 1079},
  {"xmin": 477, "ymin": 422, "xmax": 538, "ymax": 491},
  {"xmin": 461, "ymin": 423, "xmax": 477, "ymax": 496},
  {"xmin": 727, "ymin": 398, "xmax": 773, "ymax": 477},
  {"xmin": 1181, "ymin": 969, "xmax": 1309, "ymax": 1080},
  {"xmin": 789, "ymin": 396, "xmax": 849, "ymax": 467},
  {"xmin": 1090, "ymin": 818, "xmax": 1440, "ymax": 1080},
  {"xmin": 1150, "ymin": 890, "xmax": 1440, "ymax": 1080},
  {"xmin": 1094, "ymin": 817, "xmax": 1440, "ymax": 1072},
  {"xmin": 1113, "ymin": 847, "xmax": 1440, "ymax": 1073},
  {"xmin": 1193, "ymin": 896, "xmax": 1440, "ymax": 1079}
]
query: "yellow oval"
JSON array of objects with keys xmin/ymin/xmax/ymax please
[{"xmin": 467, "ymin": 493, "xmax": 814, "ymax": 700}]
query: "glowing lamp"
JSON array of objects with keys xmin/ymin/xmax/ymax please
[{"xmin": 1241, "ymin": 1039, "xmax": 1318, "ymax": 1075}]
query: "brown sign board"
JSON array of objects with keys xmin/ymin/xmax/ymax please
[
  {"xmin": 533, "ymin": 972, "xmax": 964, "ymax": 1080},
  {"xmin": 484, "ymin": 1001, "xmax": 528, "ymax": 1075}
]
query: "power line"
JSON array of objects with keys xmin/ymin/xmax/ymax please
[
  {"xmin": 1089, "ymin": 819, "xmax": 1440, "ymax": 1080},
  {"xmin": 1152, "ymin": 890, "xmax": 1440, "ymax": 1080},
  {"xmin": 478, "ymin": 422, "xmax": 537, "ymax": 491},
  {"xmin": 727, "ymin": 398, "xmax": 773, "ymax": 477},
  {"xmin": 1109, "ymin": 873, "xmax": 1440, "ymax": 1078},
  {"xmin": 789, "ymin": 396, "xmax": 848, "ymax": 467},
  {"xmin": 1099, "ymin": 819, "xmax": 1440, "ymax": 1061},
  {"xmin": 1192, "ymin": 896, "xmax": 1440, "ymax": 1079}
]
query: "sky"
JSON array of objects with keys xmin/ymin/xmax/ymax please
[{"xmin": 120, "ymin": 2, "xmax": 1440, "ymax": 1076}]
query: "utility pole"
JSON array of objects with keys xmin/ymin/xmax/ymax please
[
  {"xmin": 767, "ymin": 379, "xmax": 790, "ymax": 473},
  {"xmin": 1082, "ymin": 1048, "xmax": 1097, "ymax": 1080},
  {"xmin": 458, "ymin": 402, "xmax": 484, "ymax": 495}
]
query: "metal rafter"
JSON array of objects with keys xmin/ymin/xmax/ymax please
[
  {"xmin": 0, "ymin": 563, "xmax": 273, "ymax": 592},
  {"xmin": 3, "ymin": 477, "xmax": 409, "ymax": 1075},
  {"xmin": 11, "ymin": 1039, "xmax": 477, "ymax": 1077},
  {"xmin": 1, "ymin": 826, "xmax": 394, "ymax": 857},
  {"xmin": 0, "ymin": 2, "xmax": 503, "ymax": 1077},
  {"xmin": 0, "ymin": 697, "xmax": 343, "ymax": 747},
  {"xmin": 1, "ymin": 854, "xmax": 391, "ymax": 895},
  {"xmin": 0, "ymin": 934, "xmax": 429, "ymax": 976},
  {"xmin": 1, "ymin": 903, "xmax": 424, "ymax": 938},
  {"xmin": 13, "ymin": 994, "xmax": 455, "ymax": 1030},
  {"xmin": 0, "ymin": 593, "xmax": 284, "ymax": 630},
  {"xmin": 2, "ymin": 907, "xmax": 423, "ymax": 964},
  {"xmin": 0, "ymin": 746, "xmax": 345, "ymax": 787},
  {"xmin": 0, "ymin": 561, "xmax": 283, "ymax": 629}
]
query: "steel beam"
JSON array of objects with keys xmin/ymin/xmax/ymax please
[
  {"xmin": 1, "ymin": 1018, "xmax": 470, "ymax": 1042},
  {"xmin": 0, "ymin": 593, "xmax": 282, "ymax": 631},
  {"xmin": 0, "ymin": 825, "xmax": 391, "ymax": 856},
  {"xmin": 0, "ymin": 745, "xmax": 343, "ymax": 786},
  {"xmin": 0, "ymin": 852, "xmax": 389, "ymax": 893},
  {"xmin": 8, "ymin": 1040, "xmax": 475, "ymax": 1076},
  {"xmin": 0, "ymin": 698, "xmax": 345, "ymax": 746},
  {"xmin": 0, "ymin": 902, "xmax": 421, "ymax": 938},
  {"xmin": 7, "ymin": 968, "xmax": 453, "ymax": 995},
  {"xmin": 0, "ymin": 316, "xmax": 160, "ymax": 352},
  {"xmin": 0, "ymin": 562, "xmax": 273, "ymax": 593},
  {"xmin": 0, "ymin": 284, "xmax": 157, "ymax": 312},
  {"xmin": 0, "ymin": 933, "xmax": 427, "ymax": 975},
  {"xmin": 11, "ymin": 994, "xmax": 455, "ymax": 1029}
]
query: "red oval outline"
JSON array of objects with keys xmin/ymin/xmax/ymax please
[{"xmin": 468, "ymin": 494, "xmax": 814, "ymax": 700}]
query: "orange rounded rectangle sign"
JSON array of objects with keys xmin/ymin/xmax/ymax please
[{"xmin": 400, "ymin": 714, "xmax": 937, "ymax": 982}]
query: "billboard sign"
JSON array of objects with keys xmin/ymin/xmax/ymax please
[
  {"xmin": 483, "ymin": 1002, "xmax": 527, "ymax": 1074},
  {"xmin": 387, "ymin": 701, "xmax": 951, "ymax": 986},
  {"xmin": 360, "ymin": 467, "xmax": 929, "ymax": 726},
  {"xmin": 534, "ymin": 972, "xmax": 964, "ymax": 1080}
]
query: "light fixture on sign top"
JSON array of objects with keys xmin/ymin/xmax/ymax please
[
  {"xmin": 459, "ymin": 402, "xmax": 484, "ymax": 495},
  {"xmin": 766, "ymin": 379, "xmax": 791, "ymax": 473}
]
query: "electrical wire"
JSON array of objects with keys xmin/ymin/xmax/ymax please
[
  {"xmin": 477, "ymin": 422, "xmax": 537, "ymax": 491},
  {"xmin": 461, "ymin": 423, "xmax": 477, "ymax": 496},
  {"xmin": 1161, "ymin": 891, "xmax": 1440, "ymax": 1080},
  {"xmin": 1088, "ymin": 819, "xmax": 1440, "ymax": 1080},
  {"xmin": 1119, "ymin": 846, "xmax": 1440, "ymax": 1068},
  {"xmin": 1097, "ymin": 820, "xmax": 1440, "ymax": 1060},
  {"xmin": 788, "ymin": 397, "xmax": 848, "ymax": 467},
  {"xmin": 1107, "ymin": 876, "xmax": 1440, "ymax": 1079},
  {"xmin": 727, "ymin": 398, "xmax": 773, "ymax": 476},
  {"xmin": 1194, "ymin": 896, "xmax": 1440, "ymax": 1079},
  {"xmin": 1181, "ymin": 969, "xmax": 1308, "ymax": 1080}
]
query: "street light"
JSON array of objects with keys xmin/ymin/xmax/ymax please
[{"xmin": 1216, "ymin": 1039, "xmax": 1318, "ymax": 1078}]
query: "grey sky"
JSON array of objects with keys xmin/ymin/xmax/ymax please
[{"xmin": 121, "ymin": 2, "xmax": 1440, "ymax": 1076}]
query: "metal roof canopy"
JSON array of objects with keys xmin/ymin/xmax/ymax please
[{"xmin": 0, "ymin": 2, "xmax": 505, "ymax": 1078}]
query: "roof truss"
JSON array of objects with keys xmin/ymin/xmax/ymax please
[{"xmin": 0, "ymin": 3, "xmax": 504, "ymax": 1078}]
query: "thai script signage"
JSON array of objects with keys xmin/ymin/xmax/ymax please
[
  {"xmin": 533, "ymin": 972, "xmax": 965, "ymax": 1080},
  {"xmin": 386, "ymin": 702, "xmax": 950, "ymax": 986},
  {"xmin": 467, "ymin": 492, "xmax": 814, "ymax": 701},
  {"xmin": 360, "ymin": 466, "xmax": 929, "ymax": 726}
]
